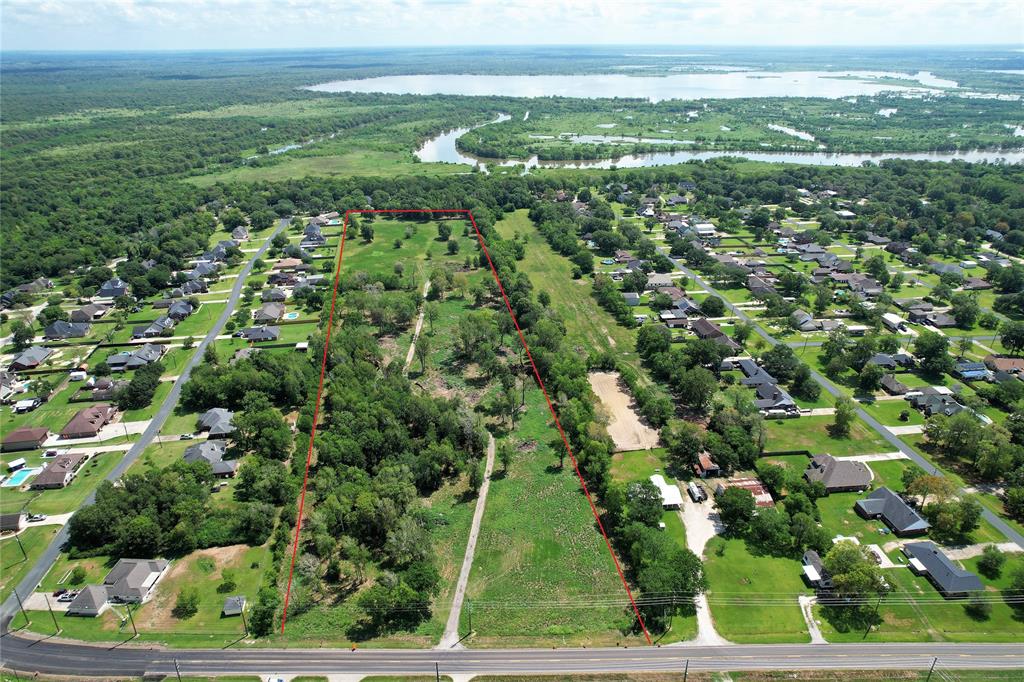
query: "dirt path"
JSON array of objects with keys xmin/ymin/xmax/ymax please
[
  {"xmin": 587, "ymin": 371, "xmax": 660, "ymax": 452},
  {"xmin": 677, "ymin": 489, "xmax": 729, "ymax": 646},
  {"xmin": 438, "ymin": 432, "xmax": 496, "ymax": 649},
  {"xmin": 799, "ymin": 595, "xmax": 827, "ymax": 644},
  {"xmin": 403, "ymin": 280, "xmax": 431, "ymax": 375}
]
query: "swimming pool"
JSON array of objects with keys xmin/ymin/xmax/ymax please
[
  {"xmin": 283, "ymin": 312, "xmax": 299, "ymax": 320},
  {"xmin": 2, "ymin": 467, "xmax": 39, "ymax": 487}
]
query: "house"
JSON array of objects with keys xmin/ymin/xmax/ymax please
[
  {"xmin": 909, "ymin": 388, "xmax": 966, "ymax": 417},
  {"xmin": 748, "ymin": 275, "xmax": 776, "ymax": 297},
  {"xmin": 924, "ymin": 312, "xmax": 957, "ymax": 329},
  {"xmin": 864, "ymin": 232, "xmax": 890, "ymax": 246},
  {"xmin": 0, "ymin": 513, "xmax": 27, "ymax": 533},
  {"xmin": 694, "ymin": 452, "xmax": 721, "ymax": 479},
  {"xmin": 268, "ymin": 272, "xmax": 299, "ymax": 286},
  {"xmin": 855, "ymin": 487, "xmax": 930, "ymax": 536},
  {"xmin": 1, "ymin": 371, "xmax": 26, "ymax": 403},
  {"xmin": 32, "ymin": 453, "xmax": 88, "ymax": 489},
  {"xmin": 867, "ymin": 353, "xmax": 898, "ymax": 370},
  {"xmin": 659, "ymin": 310, "xmax": 689, "ymax": 328},
  {"xmin": 104, "ymin": 558, "xmax": 169, "ymax": 603},
  {"xmin": 222, "ymin": 595, "xmax": 247, "ymax": 617},
  {"xmin": 881, "ymin": 374, "xmax": 909, "ymax": 395},
  {"xmin": 175, "ymin": 280, "xmax": 209, "ymax": 296},
  {"xmin": 261, "ymin": 288, "xmax": 288, "ymax": 303},
  {"xmin": 254, "ymin": 302, "xmax": 286, "ymax": 323},
  {"xmin": 649, "ymin": 474, "xmax": 684, "ymax": 509},
  {"xmin": 10, "ymin": 346, "xmax": 53, "ymax": 371},
  {"xmin": 1, "ymin": 427, "xmax": 50, "ymax": 452},
  {"xmin": 87, "ymin": 377, "xmax": 128, "ymax": 401},
  {"xmin": 929, "ymin": 262, "xmax": 964, "ymax": 278},
  {"xmin": 614, "ymin": 250, "xmax": 632, "ymax": 263},
  {"xmin": 198, "ymin": 408, "xmax": 235, "ymax": 438},
  {"xmin": 985, "ymin": 229, "xmax": 1003, "ymax": 243},
  {"xmin": 953, "ymin": 361, "xmax": 989, "ymax": 382},
  {"xmin": 656, "ymin": 286, "xmax": 687, "ymax": 301},
  {"xmin": 166, "ymin": 301, "xmax": 194, "ymax": 321},
  {"xmin": 70, "ymin": 304, "xmax": 109, "ymax": 323},
  {"xmin": 902, "ymin": 542, "xmax": 983, "ymax": 598},
  {"xmin": 666, "ymin": 194, "xmax": 688, "ymax": 206},
  {"xmin": 754, "ymin": 383, "xmax": 798, "ymax": 414},
  {"xmin": 106, "ymin": 343, "xmax": 166, "ymax": 372},
  {"xmin": 66, "ymin": 585, "xmax": 109, "ymax": 617},
  {"xmin": 60, "ymin": 404, "xmax": 116, "ymax": 439},
  {"xmin": 646, "ymin": 273, "xmax": 673, "ymax": 289},
  {"xmin": 622, "ymin": 292, "xmax": 640, "ymax": 307},
  {"xmin": 801, "ymin": 550, "xmax": 833, "ymax": 589},
  {"xmin": 715, "ymin": 477, "xmax": 774, "ymax": 508},
  {"xmin": 694, "ymin": 223, "xmax": 717, "ymax": 239},
  {"xmin": 231, "ymin": 226, "xmax": 249, "ymax": 241},
  {"xmin": 803, "ymin": 455, "xmax": 872, "ymax": 493},
  {"xmin": 132, "ymin": 315, "xmax": 175, "ymax": 339},
  {"xmin": 97, "ymin": 278, "xmax": 129, "ymax": 299},
  {"xmin": 963, "ymin": 277, "xmax": 991, "ymax": 291},
  {"xmin": 835, "ymin": 209, "xmax": 856, "ymax": 220},
  {"xmin": 881, "ymin": 313, "xmax": 906, "ymax": 333},
  {"xmin": 691, "ymin": 318, "xmax": 740, "ymax": 351},
  {"xmin": 274, "ymin": 258, "xmax": 303, "ymax": 272},
  {"xmin": 984, "ymin": 354, "xmax": 1024, "ymax": 374},
  {"xmin": 183, "ymin": 440, "xmax": 238, "ymax": 478},
  {"xmin": 790, "ymin": 309, "xmax": 817, "ymax": 332},
  {"xmin": 240, "ymin": 326, "xmax": 280, "ymax": 342}
]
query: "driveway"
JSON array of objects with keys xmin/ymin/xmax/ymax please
[{"xmin": 677, "ymin": 483, "xmax": 729, "ymax": 646}]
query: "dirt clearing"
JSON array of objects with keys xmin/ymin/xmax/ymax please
[{"xmin": 587, "ymin": 371, "xmax": 660, "ymax": 452}]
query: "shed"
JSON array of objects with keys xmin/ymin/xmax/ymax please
[
  {"xmin": 222, "ymin": 595, "xmax": 247, "ymax": 617},
  {"xmin": 649, "ymin": 474, "xmax": 684, "ymax": 509}
]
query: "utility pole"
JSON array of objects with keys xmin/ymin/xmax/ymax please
[
  {"xmin": 43, "ymin": 593, "xmax": 60, "ymax": 633},
  {"xmin": 12, "ymin": 589, "xmax": 30, "ymax": 628},
  {"xmin": 435, "ymin": 661, "xmax": 440, "ymax": 682},
  {"xmin": 12, "ymin": 528, "xmax": 27, "ymax": 560},
  {"xmin": 683, "ymin": 658, "xmax": 689, "ymax": 682},
  {"xmin": 241, "ymin": 604, "xmax": 249, "ymax": 636},
  {"xmin": 174, "ymin": 658, "xmax": 182, "ymax": 682},
  {"xmin": 925, "ymin": 657, "xmax": 938, "ymax": 682},
  {"xmin": 467, "ymin": 599, "xmax": 472, "ymax": 636},
  {"xmin": 126, "ymin": 603, "xmax": 138, "ymax": 637}
]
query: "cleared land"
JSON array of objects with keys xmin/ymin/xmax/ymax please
[{"xmin": 588, "ymin": 371, "xmax": 660, "ymax": 453}]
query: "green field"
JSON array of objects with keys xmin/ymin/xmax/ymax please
[
  {"xmin": 0, "ymin": 526, "xmax": 59, "ymax": 602},
  {"xmin": 0, "ymin": 451, "xmax": 123, "ymax": 515},
  {"xmin": 763, "ymin": 415, "xmax": 892, "ymax": 456}
]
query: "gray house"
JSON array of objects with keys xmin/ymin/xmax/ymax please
[
  {"xmin": 198, "ymin": 408, "xmax": 235, "ymax": 438},
  {"xmin": 66, "ymin": 585, "xmax": 109, "ymax": 617},
  {"xmin": 43, "ymin": 320, "xmax": 91, "ymax": 340},
  {"xmin": 903, "ymin": 542, "xmax": 983, "ymax": 598},
  {"xmin": 104, "ymin": 558, "xmax": 169, "ymax": 603},
  {"xmin": 240, "ymin": 326, "xmax": 280, "ymax": 342},
  {"xmin": 804, "ymin": 455, "xmax": 872, "ymax": 493},
  {"xmin": 9, "ymin": 346, "xmax": 53, "ymax": 371},
  {"xmin": 183, "ymin": 440, "xmax": 238, "ymax": 477},
  {"xmin": 106, "ymin": 343, "xmax": 166, "ymax": 371},
  {"xmin": 854, "ymin": 487, "xmax": 930, "ymax": 536}
]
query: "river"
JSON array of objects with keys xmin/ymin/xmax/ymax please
[{"xmin": 414, "ymin": 115, "xmax": 1024, "ymax": 171}]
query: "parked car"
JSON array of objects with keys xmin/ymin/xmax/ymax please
[
  {"xmin": 27, "ymin": 514, "xmax": 47, "ymax": 522},
  {"xmin": 180, "ymin": 434, "xmax": 194, "ymax": 440},
  {"xmin": 52, "ymin": 589, "xmax": 67, "ymax": 598}
]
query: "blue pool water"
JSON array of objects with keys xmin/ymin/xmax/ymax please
[
  {"xmin": 283, "ymin": 312, "xmax": 299, "ymax": 320},
  {"xmin": 2, "ymin": 468, "xmax": 39, "ymax": 487}
]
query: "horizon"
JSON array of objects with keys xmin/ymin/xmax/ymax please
[{"xmin": 2, "ymin": 0, "xmax": 1022, "ymax": 52}]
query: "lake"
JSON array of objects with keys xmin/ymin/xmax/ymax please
[{"xmin": 309, "ymin": 71, "xmax": 953, "ymax": 102}]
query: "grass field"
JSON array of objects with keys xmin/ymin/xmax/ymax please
[
  {"xmin": 763, "ymin": 415, "xmax": 892, "ymax": 456},
  {"xmin": 703, "ymin": 536, "xmax": 811, "ymax": 643},
  {"xmin": 462, "ymin": 386, "xmax": 646, "ymax": 648},
  {"xmin": 0, "ymin": 526, "xmax": 59, "ymax": 602},
  {"xmin": 0, "ymin": 451, "xmax": 123, "ymax": 515}
]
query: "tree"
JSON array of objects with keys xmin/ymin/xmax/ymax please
[
  {"xmin": 674, "ymin": 366, "xmax": 718, "ymax": 412},
  {"xmin": 447, "ymin": 238, "xmax": 460, "ymax": 255},
  {"xmin": 249, "ymin": 586, "xmax": 281, "ymax": 636},
  {"xmin": 831, "ymin": 396, "xmax": 856, "ymax": 437},
  {"xmin": 10, "ymin": 321, "xmax": 33, "ymax": 352},
  {"xmin": 437, "ymin": 222, "xmax": 452, "ymax": 241},
  {"xmin": 823, "ymin": 541, "xmax": 889, "ymax": 602},
  {"xmin": 700, "ymin": 296, "xmax": 725, "ymax": 317},
  {"xmin": 498, "ymin": 441, "xmax": 514, "ymax": 473},
  {"xmin": 747, "ymin": 507, "xmax": 793, "ymax": 557},
  {"xmin": 468, "ymin": 460, "xmax": 484, "ymax": 495},
  {"xmin": 716, "ymin": 487, "xmax": 755, "ymax": 534},
  {"xmin": 1000, "ymin": 320, "xmax": 1024, "ymax": 354},
  {"xmin": 360, "ymin": 222, "xmax": 375, "ymax": 242},
  {"xmin": 414, "ymin": 335, "xmax": 431, "ymax": 373},
  {"xmin": 858, "ymin": 363, "xmax": 884, "ymax": 393},
  {"xmin": 662, "ymin": 421, "xmax": 703, "ymax": 471},
  {"xmin": 977, "ymin": 545, "xmax": 1006, "ymax": 579},
  {"xmin": 425, "ymin": 301, "xmax": 440, "ymax": 334},
  {"xmin": 914, "ymin": 331, "xmax": 954, "ymax": 376},
  {"xmin": 173, "ymin": 586, "xmax": 199, "ymax": 619},
  {"xmin": 627, "ymin": 481, "xmax": 664, "ymax": 527},
  {"xmin": 70, "ymin": 566, "xmax": 87, "ymax": 585},
  {"xmin": 950, "ymin": 293, "xmax": 980, "ymax": 329},
  {"xmin": 908, "ymin": 474, "xmax": 956, "ymax": 507},
  {"xmin": 114, "ymin": 514, "xmax": 162, "ymax": 558},
  {"xmin": 760, "ymin": 344, "xmax": 800, "ymax": 383}
]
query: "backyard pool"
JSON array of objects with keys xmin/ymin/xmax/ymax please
[
  {"xmin": 2, "ymin": 468, "xmax": 39, "ymax": 487},
  {"xmin": 283, "ymin": 312, "xmax": 300, "ymax": 320}
]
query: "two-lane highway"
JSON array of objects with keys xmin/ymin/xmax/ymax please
[
  {"xmin": 2, "ymin": 632, "xmax": 1022, "ymax": 677},
  {"xmin": 0, "ymin": 219, "xmax": 291, "ymax": 629}
]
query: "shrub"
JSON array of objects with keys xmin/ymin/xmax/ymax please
[
  {"xmin": 172, "ymin": 586, "xmax": 199, "ymax": 619},
  {"xmin": 70, "ymin": 566, "xmax": 87, "ymax": 585}
]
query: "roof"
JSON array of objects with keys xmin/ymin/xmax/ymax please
[
  {"xmin": 222, "ymin": 595, "xmax": 247, "ymax": 616},
  {"xmin": 0, "ymin": 513, "xmax": 25, "ymax": 532},
  {"xmin": 183, "ymin": 440, "xmax": 237, "ymax": 476},
  {"xmin": 241, "ymin": 326, "xmax": 280, "ymax": 342},
  {"xmin": 11, "ymin": 346, "xmax": 53, "ymax": 369},
  {"xmin": 854, "ymin": 487, "xmax": 930, "ymax": 534},
  {"xmin": 198, "ymin": 408, "xmax": 235, "ymax": 436},
  {"xmin": 691, "ymin": 318, "xmax": 724, "ymax": 339},
  {"xmin": 649, "ymin": 474, "xmax": 684, "ymax": 507},
  {"xmin": 903, "ymin": 542, "xmax": 983, "ymax": 594},
  {"xmin": 44, "ymin": 320, "xmax": 91, "ymax": 339},
  {"xmin": 881, "ymin": 374, "xmax": 908, "ymax": 394},
  {"xmin": 104, "ymin": 558, "xmax": 169, "ymax": 601},
  {"xmin": 2, "ymin": 426, "xmax": 49, "ymax": 446},
  {"xmin": 697, "ymin": 452, "xmax": 719, "ymax": 472},
  {"xmin": 66, "ymin": 585, "xmax": 108, "ymax": 616},
  {"xmin": 60, "ymin": 405, "xmax": 114, "ymax": 437},
  {"xmin": 804, "ymin": 455, "xmax": 872, "ymax": 491},
  {"xmin": 985, "ymin": 354, "xmax": 1024, "ymax": 373},
  {"xmin": 33, "ymin": 453, "xmax": 87, "ymax": 487}
]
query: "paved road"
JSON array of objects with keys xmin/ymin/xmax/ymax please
[
  {"xmin": 1, "ymin": 632, "xmax": 1021, "ymax": 677},
  {"xmin": 662, "ymin": 249, "xmax": 1024, "ymax": 549},
  {"xmin": 0, "ymin": 218, "xmax": 290, "ymax": 628}
]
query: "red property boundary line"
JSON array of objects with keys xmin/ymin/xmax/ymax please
[{"xmin": 280, "ymin": 209, "xmax": 652, "ymax": 644}]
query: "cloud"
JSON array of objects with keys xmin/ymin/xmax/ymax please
[{"xmin": 1, "ymin": 0, "xmax": 1021, "ymax": 50}]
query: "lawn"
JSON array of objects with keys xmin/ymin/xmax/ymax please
[
  {"xmin": 763, "ymin": 414, "xmax": 892, "ymax": 456},
  {"xmin": 861, "ymin": 399, "xmax": 924, "ymax": 427},
  {"xmin": 1, "ymin": 380, "xmax": 88, "ymax": 434},
  {"xmin": 0, "ymin": 526, "xmax": 59, "ymax": 603},
  {"xmin": 703, "ymin": 536, "xmax": 811, "ymax": 643},
  {"xmin": 339, "ymin": 217, "xmax": 476, "ymax": 281},
  {"xmin": 461, "ymin": 386, "xmax": 648, "ymax": 648},
  {"xmin": 121, "ymin": 380, "xmax": 173, "ymax": 421}
]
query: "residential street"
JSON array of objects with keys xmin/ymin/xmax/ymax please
[{"xmin": 0, "ymin": 218, "xmax": 291, "ymax": 630}]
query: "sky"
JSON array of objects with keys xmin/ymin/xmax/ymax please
[{"xmin": 1, "ymin": 0, "xmax": 1022, "ymax": 52}]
